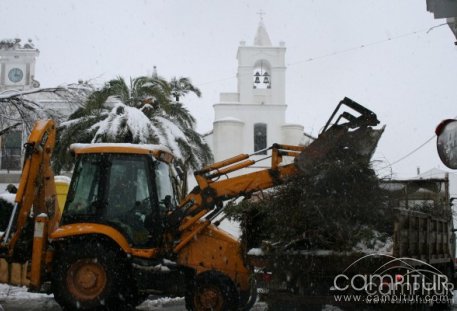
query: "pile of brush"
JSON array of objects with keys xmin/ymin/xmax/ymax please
[{"xmin": 226, "ymin": 151, "xmax": 393, "ymax": 254}]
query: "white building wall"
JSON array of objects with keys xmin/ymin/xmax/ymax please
[
  {"xmin": 206, "ymin": 21, "xmax": 305, "ymax": 170},
  {"xmin": 214, "ymin": 103, "xmax": 286, "ymax": 156},
  {"xmin": 281, "ymin": 124, "xmax": 305, "ymax": 145},
  {"xmin": 213, "ymin": 118, "xmax": 244, "ymax": 161}
]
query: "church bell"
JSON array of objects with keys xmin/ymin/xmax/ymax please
[
  {"xmin": 254, "ymin": 72, "xmax": 261, "ymax": 84},
  {"xmin": 263, "ymin": 72, "xmax": 270, "ymax": 84}
]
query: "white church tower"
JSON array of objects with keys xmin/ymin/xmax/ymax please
[{"xmin": 206, "ymin": 18, "xmax": 306, "ymax": 164}]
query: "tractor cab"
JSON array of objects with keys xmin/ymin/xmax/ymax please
[{"xmin": 62, "ymin": 143, "xmax": 179, "ymax": 247}]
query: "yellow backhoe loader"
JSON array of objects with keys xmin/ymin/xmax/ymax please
[{"xmin": 0, "ymin": 97, "xmax": 382, "ymax": 310}]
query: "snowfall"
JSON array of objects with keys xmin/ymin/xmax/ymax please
[
  {"xmin": 1, "ymin": 282, "xmax": 455, "ymax": 311},
  {"xmin": 0, "ymin": 284, "xmax": 189, "ymax": 311},
  {"xmin": 0, "ymin": 184, "xmax": 456, "ymax": 310},
  {"xmin": 0, "ymin": 184, "xmax": 171, "ymax": 310},
  {"xmin": 0, "ymin": 184, "xmax": 247, "ymax": 310},
  {"xmin": 0, "ymin": 283, "xmax": 347, "ymax": 311}
]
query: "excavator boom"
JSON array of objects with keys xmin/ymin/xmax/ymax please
[{"xmin": 0, "ymin": 120, "xmax": 60, "ymax": 258}]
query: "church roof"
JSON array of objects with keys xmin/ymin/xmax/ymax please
[{"xmin": 254, "ymin": 20, "xmax": 272, "ymax": 46}]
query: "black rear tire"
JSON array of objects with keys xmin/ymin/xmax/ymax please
[
  {"xmin": 51, "ymin": 240, "xmax": 135, "ymax": 310},
  {"xmin": 185, "ymin": 270, "xmax": 239, "ymax": 311},
  {"xmin": 0, "ymin": 198, "xmax": 14, "ymax": 232},
  {"xmin": 239, "ymin": 278, "xmax": 257, "ymax": 311}
]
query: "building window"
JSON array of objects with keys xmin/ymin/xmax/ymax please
[
  {"xmin": 254, "ymin": 123, "xmax": 267, "ymax": 154},
  {"xmin": 1, "ymin": 130, "xmax": 22, "ymax": 171}
]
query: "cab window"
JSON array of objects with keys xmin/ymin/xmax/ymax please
[
  {"xmin": 64, "ymin": 154, "xmax": 101, "ymax": 217},
  {"xmin": 104, "ymin": 154, "xmax": 155, "ymax": 246},
  {"xmin": 154, "ymin": 160, "xmax": 177, "ymax": 215}
]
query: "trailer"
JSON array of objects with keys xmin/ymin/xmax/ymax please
[{"xmin": 250, "ymin": 177, "xmax": 455, "ymax": 309}]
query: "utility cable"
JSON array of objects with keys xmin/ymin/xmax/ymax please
[
  {"xmin": 380, "ymin": 113, "xmax": 457, "ymax": 170},
  {"xmin": 198, "ymin": 23, "xmax": 449, "ymax": 86},
  {"xmin": 387, "ymin": 135, "xmax": 435, "ymax": 168},
  {"xmin": 288, "ymin": 23, "xmax": 448, "ymax": 66}
]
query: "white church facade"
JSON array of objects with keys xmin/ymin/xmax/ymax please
[{"xmin": 205, "ymin": 20, "xmax": 310, "ymax": 165}]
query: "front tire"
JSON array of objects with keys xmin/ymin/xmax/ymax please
[
  {"xmin": 51, "ymin": 241, "xmax": 133, "ymax": 310},
  {"xmin": 186, "ymin": 270, "xmax": 239, "ymax": 311}
]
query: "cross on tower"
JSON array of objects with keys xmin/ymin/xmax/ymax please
[{"xmin": 257, "ymin": 9, "xmax": 265, "ymax": 21}]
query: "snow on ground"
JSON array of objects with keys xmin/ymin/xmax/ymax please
[
  {"xmin": 0, "ymin": 284, "xmax": 52, "ymax": 300},
  {"xmin": 0, "ymin": 284, "xmax": 263, "ymax": 310},
  {"xmin": 136, "ymin": 296, "xmax": 184, "ymax": 310},
  {"xmin": 0, "ymin": 284, "xmax": 187, "ymax": 310},
  {"xmin": 1, "ymin": 283, "xmax": 457, "ymax": 310},
  {"xmin": 0, "ymin": 185, "xmax": 15, "ymax": 195},
  {"xmin": 0, "ymin": 193, "xmax": 15, "ymax": 205}
]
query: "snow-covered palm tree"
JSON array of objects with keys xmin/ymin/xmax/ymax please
[
  {"xmin": 169, "ymin": 76, "xmax": 201, "ymax": 103},
  {"xmin": 54, "ymin": 76, "xmax": 213, "ymax": 182}
]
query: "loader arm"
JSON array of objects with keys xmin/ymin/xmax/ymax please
[
  {"xmin": 169, "ymin": 97, "xmax": 384, "ymax": 254},
  {"xmin": 170, "ymin": 144, "xmax": 303, "ymax": 252},
  {"xmin": 0, "ymin": 119, "xmax": 60, "ymax": 258}
]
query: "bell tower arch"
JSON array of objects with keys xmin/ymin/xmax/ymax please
[{"xmin": 236, "ymin": 19, "xmax": 286, "ymax": 107}]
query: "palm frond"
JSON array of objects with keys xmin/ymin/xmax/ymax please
[{"xmin": 54, "ymin": 74, "xmax": 213, "ymax": 174}]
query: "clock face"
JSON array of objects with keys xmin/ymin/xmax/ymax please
[{"xmin": 8, "ymin": 68, "xmax": 24, "ymax": 83}]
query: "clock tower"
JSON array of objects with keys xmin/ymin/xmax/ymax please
[{"xmin": 0, "ymin": 38, "xmax": 40, "ymax": 92}]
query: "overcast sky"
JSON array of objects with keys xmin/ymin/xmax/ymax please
[{"xmin": 2, "ymin": 0, "xmax": 457, "ymax": 179}]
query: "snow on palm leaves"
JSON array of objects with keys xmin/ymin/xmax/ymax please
[
  {"xmin": 89, "ymin": 97, "xmax": 205, "ymax": 163},
  {"xmin": 54, "ymin": 76, "xmax": 212, "ymax": 173},
  {"xmin": 90, "ymin": 97, "xmax": 159, "ymax": 144}
]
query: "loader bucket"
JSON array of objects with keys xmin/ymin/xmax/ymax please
[{"xmin": 295, "ymin": 97, "xmax": 384, "ymax": 173}]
